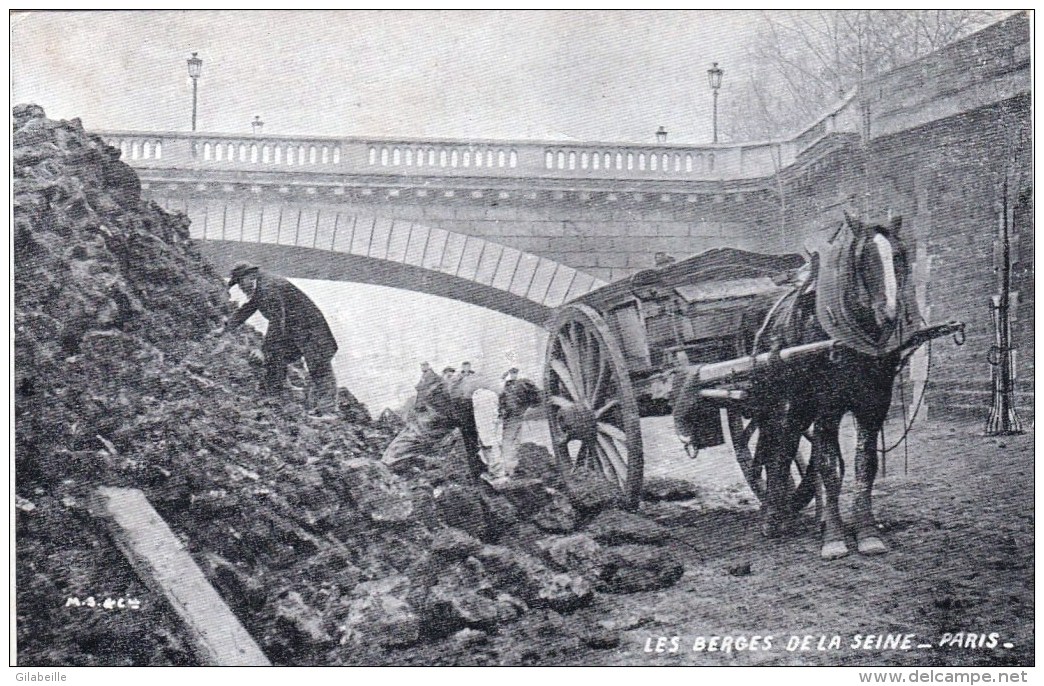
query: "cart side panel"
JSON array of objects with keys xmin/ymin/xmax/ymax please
[{"xmin": 606, "ymin": 301, "xmax": 652, "ymax": 372}]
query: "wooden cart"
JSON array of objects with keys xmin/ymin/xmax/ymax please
[{"xmin": 541, "ymin": 247, "xmax": 959, "ymax": 510}]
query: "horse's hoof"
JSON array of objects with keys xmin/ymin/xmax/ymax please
[
  {"xmin": 857, "ymin": 535, "xmax": 888, "ymax": 556},
  {"xmin": 820, "ymin": 540, "xmax": 849, "ymax": 560}
]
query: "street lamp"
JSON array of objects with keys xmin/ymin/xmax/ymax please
[
  {"xmin": 656, "ymin": 126, "xmax": 668, "ymax": 144},
  {"xmin": 187, "ymin": 52, "xmax": 203, "ymax": 132},
  {"xmin": 707, "ymin": 62, "xmax": 723, "ymax": 143},
  {"xmin": 985, "ymin": 175, "xmax": 1024, "ymax": 435},
  {"xmin": 252, "ymin": 115, "xmax": 264, "ymax": 135}
]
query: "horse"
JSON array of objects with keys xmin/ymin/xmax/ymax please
[{"xmin": 746, "ymin": 211, "xmax": 916, "ymax": 560}]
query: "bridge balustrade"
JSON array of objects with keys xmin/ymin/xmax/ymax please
[{"xmin": 98, "ymin": 130, "xmax": 820, "ymax": 182}]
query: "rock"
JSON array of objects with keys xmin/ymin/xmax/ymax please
[
  {"xmin": 585, "ymin": 509, "xmax": 670, "ymax": 546},
  {"xmin": 473, "ymin": 544, "xmax": 537, "ymax": 598},
  {"xmin": 337, "ymin": 387, "xmax": 371, "ymax": 425},
  {"xmin": 513, "ymin": 443, "xmax": 560, "ymax": 485},
  {"xmin": 434, "ymin": 483, "xmax": 488, "ymax": 541},
  {"xmin": 376, "ymin": 408, "xmax": 406, "ymax": 432},
  {"xmin": 13, "ymin": 103, "xmax": 47, "ymax": 129},
  {"xmin": 301, "ymin": 549, "xmax": 362, "ymax": 592},
  {"xmin": 272, "ymin": 590, "xmax": 333, "ymax": 647},
  {"xmin": 338, "ymin": 458, "xmax": 415, "ymax": 525},
  {"xmin": 642, "ymin": 476, "xmax": 698, "ymax": 502},
  {"xmin": 531, "ymin": 572, "xmax": 593, "ymax": 613},
  {"xmin": 100, "ymin": 155, "xmax": 140, "ymax": 208},
  {"xmin": 493, "ymin": 592, "xmax": 528, "ymax": 623},
  {"xmin": 565, "ymin": 468, "xmax": 621, "ymax": 517},
  {"xmin": 537, "ymin": 534, "xmax": 605, "ymax": 582},
  {"xmin": 424, "ymin": 583, "xmax": 502, "ymax": 637},
  {"xmin": 474, "ymin": 543, "xmax": 591, "ymax": 613},
  {"xmin": 495, "ymin": 477, "xmax": 551, "ymax": 517},
  {"xmin": 727, "ymin": 562, "xmax": 752, "ymax": 577},
  {"xmin": 531, "ymin": 488, "xmax": 578, "ymax": 533},
  {"xmin": 598, "ymin": 545, "xmax": 684, "ymax": 594},
  {"xmin": 429, "ymin": 527, "xmax": 483, "ymax": 566},
  {"xmin": 478, "ymin": 489, "xmax": 520, "ymax": 540},
  {"xmin": 340, "ymin": 576, "xmax": 420, "ymax": 649},
  {"xmin": 582, "ymin": 624, "xmax": 622, "ymax": 649},
  {"xmin": 204, "ymin": 552, "xmax": 266, "ymax": 614},
  {"xmin": 448, "ymin": 627, "xmax": 489, "ymax": 649}
]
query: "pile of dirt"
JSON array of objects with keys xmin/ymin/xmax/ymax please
[{"xmin": 13, "ymin": 105, "xmax": 684, "ymax": 666}]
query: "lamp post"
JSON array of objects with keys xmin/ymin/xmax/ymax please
[
  {"xmin": 984, "ymin": 174, "xmax": 1024, "ymax": 435},
  {"xmin": 252, "ymin": 115, "xmax": 264, "ymax": 135},
  {"xmin": 187, "ymin": 52, "xmax": 203, "ymax": 132},
  {"xmin": 655, "ymin": 126, "xmax": 668, "ymax": 144},
  {"xmin": 707, "ymin": 62, "xmax": 723, "ymax": 143}
]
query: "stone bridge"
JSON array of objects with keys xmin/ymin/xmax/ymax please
[{"xmin": 97, "ymin": 14, "xmax": 1031, "ymax": 416}]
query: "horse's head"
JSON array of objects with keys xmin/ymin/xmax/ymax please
[{"xmin": 842, "ymin": 211, "xmax": 910, "ymax": 335}]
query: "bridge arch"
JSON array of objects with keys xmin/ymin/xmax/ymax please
[{"xmin": 171, "ymin": 202, "xmax": 607, "ymax": 325}]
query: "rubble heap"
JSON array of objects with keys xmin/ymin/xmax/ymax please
[{"xmin": 13, "ymin": 106, "xmax": 684, "ymax": 667}]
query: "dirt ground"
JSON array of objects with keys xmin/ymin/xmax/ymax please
[{"xmin": 393, "ymin": 417, "xmax": 1034, "ymax": 667}]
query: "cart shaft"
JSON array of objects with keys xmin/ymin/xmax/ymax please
[{"xmin": 684, "ymin": 340, "xmax": 838, "ymax": 387}]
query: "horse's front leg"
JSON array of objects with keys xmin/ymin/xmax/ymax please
[
  {"xmin": 852, "ymin": 417, "xmax": 887, "ymax": 555},
  {"xmin": 757, "ymin": 412, "xmax": 788, "ymax": 539},
  {"xmin": 759, "ymin": 403, "xmax": 809, "ymax": 539},
  {"xmin": 814, "ymin": 414, "xmax": 848, "ymax": 560}
]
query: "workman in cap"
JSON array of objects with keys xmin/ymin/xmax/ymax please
[{"xmin": 217, "ymin": 263, "xmax": 339, "ymax": 414}]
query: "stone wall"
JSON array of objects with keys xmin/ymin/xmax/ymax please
[{"xmin": 773, "ymin": 94, "xmax": 1033, "ymax": 421}]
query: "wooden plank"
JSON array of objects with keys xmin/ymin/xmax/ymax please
[{"xmin": 90, "ymin": 486, "xmax": 271, "ymax": 666}]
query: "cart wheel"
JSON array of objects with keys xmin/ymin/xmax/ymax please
[
  {"xmin": 725, "ymin": 410, "xmax": 815, "ymax": 515},
  {"xmin": 544, "ymin": 303, "xmax": 644, "ymax": 509}
]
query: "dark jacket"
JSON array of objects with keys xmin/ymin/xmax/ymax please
[
  {"xmin": 414, "ymin": 368, "xmax": 441, "ymax": 407},
  {"xmin": 227, "ymin": 270, "xmax": 338, "ymax": 361}
]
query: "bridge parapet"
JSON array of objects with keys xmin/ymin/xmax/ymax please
[{"xmin": 98, "ymin": 129, "xmax": 817, "ymax": 183}]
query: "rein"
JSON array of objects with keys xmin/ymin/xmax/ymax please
[{"xmin": 877, "ymin": 316, "xmax": 930, "ymax": 475}]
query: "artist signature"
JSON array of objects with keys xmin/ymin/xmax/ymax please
[{"xmin": 64, "ymin": 596, "xmax": 141, "ymax": 610}]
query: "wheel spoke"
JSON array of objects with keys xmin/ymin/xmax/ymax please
[
  {"xmin": 549, "ymin": 359, "xmax": 581, "ymax": 401},
  {"xmin": 576, "ymin": 442, "xmax": 592, "ymax": 470},
  {"xmin": 558, "ymin": 331, "xmax": 588, "ymax": 400},
  {"xmin": 595, "ymin": 398, "xmax": 618, "ymax": 418},
  {"xmin": 591, "ymin": 354, "xmax": 609, "ymax": 406},
  {"xmin": 597, "ymin": 421, "xmax": 627, "ymax": 445},
  {"xmin": 581, "ymin": 328, "xmax": 602, "ymax": 400},
  {"xmin": 596, "ymin": 434, "xmax": 628, "ymax": 491},
  {"xmin": 739, "ymin": 419, "xmax": 758, "ymax": 446},
  {"xmin": 548, "ymin": 395, "xmax": 576, "ymax": 411}
]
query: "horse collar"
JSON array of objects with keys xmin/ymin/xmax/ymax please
[{"xmin": 815, "ymin": 225, "xmax": 921, "ymax": 357}]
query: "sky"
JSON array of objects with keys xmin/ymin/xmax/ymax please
[{"xmin": 11, "ymin": 10, "xmax": 762, "ymax": 144}]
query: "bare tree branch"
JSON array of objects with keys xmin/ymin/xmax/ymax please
[{"xmin": 728, "ymin": 10, "xmax": 1008, "ymax": 140}]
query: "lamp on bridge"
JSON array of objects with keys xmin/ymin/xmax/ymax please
[
  {"xmin": 707, "ymin": 61, "xmax": 723, "ymax": 144},
  {"xmin": 656, "ymin": 126, "xmax": 668, "ymax": 144},
  {"xmin": 252, "ymin": 115, "xmax": 264, "ymax": 136},
  {"xmin": 186, "ymin": 52, "xmax": 203, "ymax": 132}
]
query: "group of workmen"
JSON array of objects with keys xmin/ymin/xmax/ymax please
[
  {"xmin": 215, "ymin": 262, "xmax": 540, "ymax": 485},
  {"xmin": 383, "ymin": 360, "xmax": 541, "ymax": 485}
]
